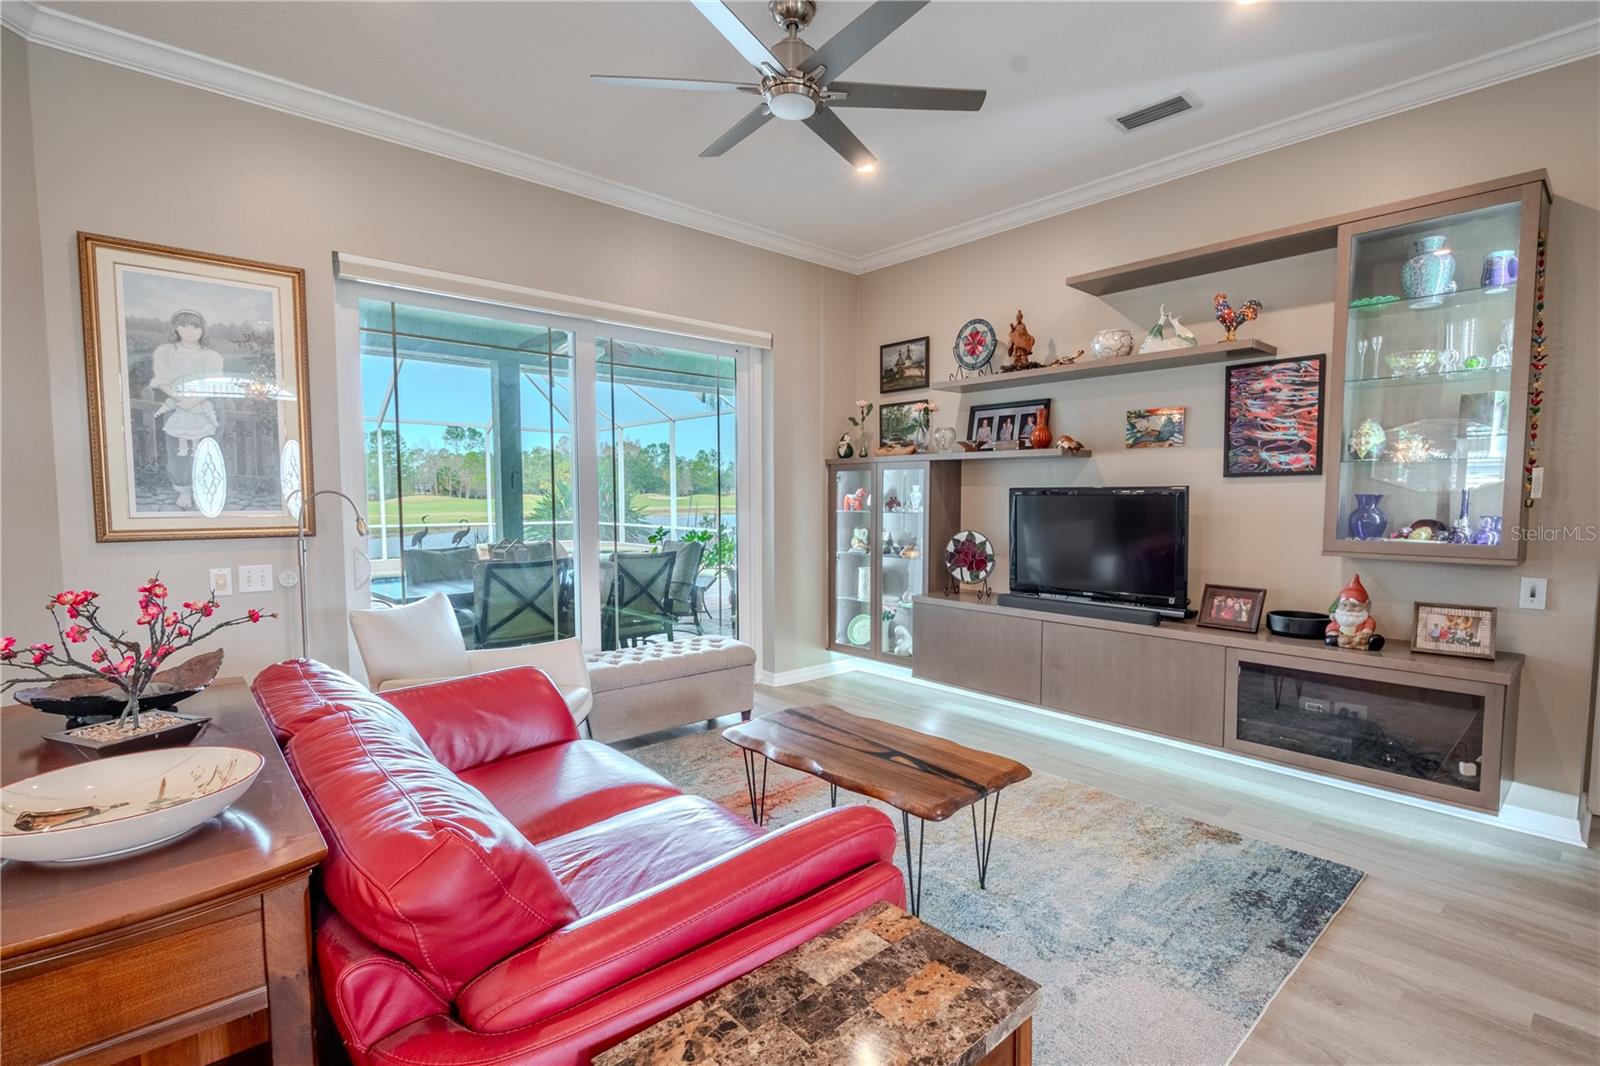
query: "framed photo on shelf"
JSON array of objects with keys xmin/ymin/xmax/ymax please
[
  {"xmin": 1223, "ymin": 355, "xmax": 1325, "ymax": 477},
  {"xmin": 880, "ymin": 336, "xmax": 929, "ymax": 394},
  {"xmin": 965, "ymin": 399, "xmax": 1049, "ymax": 449},
  {"xmin": 77, "ymin": 232, "xmax": 313, "ymax": 542},
  {"xmin": 1196, "ymin": 585, "xmax": 1267, "ymax": 633},
  {"xmin": 1412, "ymin": 602, "xmax": 1496, "ymax": 659}
]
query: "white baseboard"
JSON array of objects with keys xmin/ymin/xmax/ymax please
[{"xmin": 775, "ymin": 658, "xmax": 1592, "ymax": 848}]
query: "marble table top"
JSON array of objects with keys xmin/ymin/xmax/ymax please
[{"xmin": 594, "ymin": 902, "xmax": 1040, "ymax": 1066}]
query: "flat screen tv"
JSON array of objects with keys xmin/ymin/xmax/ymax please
[{"xmin": 1009, "ymin": 487, "xmax": 1189, "ymax": 613}]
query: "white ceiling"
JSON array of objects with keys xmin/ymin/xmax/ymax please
[{"xmin": 18, "ymin": 1, "xmax": 1600, "ymax": 271}]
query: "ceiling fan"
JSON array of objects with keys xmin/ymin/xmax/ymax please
[{"xmin": 592, "ymin": 0, "xmax": 986, "ymax": 170}]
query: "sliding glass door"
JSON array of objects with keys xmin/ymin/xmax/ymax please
[
  {"xmin": 354, "ymin": 285, "xmax": 748, "ymax": 657},
  {"xmin": 596, "ymin": 338, "xmax": 738, "ymax": 650}
]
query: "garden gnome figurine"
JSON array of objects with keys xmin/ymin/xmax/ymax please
[
  {"xmin": 1326, "ymin": 574, "xmax": 1379, "ymax": 650},
  {"xmin": 1007, "ymin": 310, "xmax": 1035, "ymax": 368}
]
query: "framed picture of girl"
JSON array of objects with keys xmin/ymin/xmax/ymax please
[{"xmin": 77, "ymin": 232, "xmax": 313, "ymax": 541}]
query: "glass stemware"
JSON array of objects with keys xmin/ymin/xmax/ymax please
[
  {"xmin": 1371, "ymin": 335, "xmax": 1385, "ymax": 378},
  {"xmin": 1356, "ymin": 339, "xmax": 1369, "ymax": 379}
]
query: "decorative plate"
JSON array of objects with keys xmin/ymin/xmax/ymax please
[
  {"xmin": 953, "ymin": 319, "xmax": 997, "ymax": 372},
  {"xmin": 945, "ymin": 530, "xmax": 996, "ymax": 584},
  {"xmin": 846, "ymin": 613, "xmax": 872, "ymax": 646},
  {"xmin": 0, "ymin": 746, "xmax": 263, "ymax": 864}
]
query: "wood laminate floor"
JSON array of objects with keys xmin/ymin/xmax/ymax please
[{"xmin": 751, "ymin": 671, "xmax": 1600, "ymax": 1066}]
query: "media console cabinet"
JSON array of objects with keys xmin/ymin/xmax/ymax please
[{"xmin": 911, "ymin": 593, "xmax": 1522, "ymax": 812}]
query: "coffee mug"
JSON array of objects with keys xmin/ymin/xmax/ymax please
[{"xmin": 1480, "ymin": 250, "xmax": 1518, "ymax": 291}]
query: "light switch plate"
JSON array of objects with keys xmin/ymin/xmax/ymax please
[
  {"xmin": 238, "ymin": 564, "xmax": 274, "ymax": 594},
  {"xmin": 209, "ymin": 567, "xmax": 234, "ymax": 596},
  {"xmin": 1519, "ymin": 576, "xmax": 1548, "ymax": 610}
]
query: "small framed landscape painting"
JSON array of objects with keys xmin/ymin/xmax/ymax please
[
  {"xmin": 1197, "ymin": 585, "xmax": 1267, "ymax": 633},
  {"xmin": 1223, "ymin": 355, "xmax": 1324, "ymax": 477},
  {"xmin": 1125, "ymin": 407, "xmax": 1184, "ymax": 448},
  {"xmin": 77, "ymin": 232, "xmax": 313, "ymax": 542},
  {"xmin": 879, "ymin": 400, "xmax": 923, "ymax": 445},
  {"xmin": 1412, "ymin": 603, "xmax": 1496, "ymax": 659},
  {"xmin": 966, "ymin": 399, "xmax": 1049, "ymax": 449},
  {"xmin": 880, "ymin": 336, "xmax": 929, "ymax": 394}
]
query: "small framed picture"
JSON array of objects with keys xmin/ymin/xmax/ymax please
[
  {"xmin": 1196, "ymin": 584, "xmax": 1267, "ymax": 633},
  {"xmin": 1412, "ymin": 603, "xmax": 1496, "ymax": 659},
  {"xmin": 880, "ymin": 337, "xmax": 930, "ymax": 394},
  {"xmin": 879, "ymin": 400, "xmax": 922, "ymax": 445},
  {"xmin": 1125, "ymin": 406, "xmax": 1185, "ymax": 448},
  {"xmin": 965, "ymin": 399, "xmax": 1049, "ymax": 449}
]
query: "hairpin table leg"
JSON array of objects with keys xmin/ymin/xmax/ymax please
[
  {"xmin": 740, "ymin": 748, "xmax": 769, "ymax": 825},
  {"xmin": 970, "ymin": 789, "xmax": 1002, "ymax": 890},
  {"xmin": 900, "ymin": 810, "xmax": 926, "ymax": 916}
]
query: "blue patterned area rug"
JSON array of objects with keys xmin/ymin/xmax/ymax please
[{"xmin": 627, "ymin": 727, "xmax": 1363, "ymax": 1066}]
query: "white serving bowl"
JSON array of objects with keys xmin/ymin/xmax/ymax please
[{"xmin": 1, "ymin": 746, "xmax": 263, "ymax": 864}]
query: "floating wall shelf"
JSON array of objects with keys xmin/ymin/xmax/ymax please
[
  {"xmin": 827, "ymin": 448, "xmax": 1093, "ymax": 466},
  {"xmin": 930, "ymin": 339, "xmax": 1276, "ymax": 394}
]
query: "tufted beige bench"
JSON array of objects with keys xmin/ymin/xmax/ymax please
[{"xmin": 584, "ymin": 636, "xmax": 757, "ymax": 743}]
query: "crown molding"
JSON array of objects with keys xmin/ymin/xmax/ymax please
[
  {"xmin": 0, "ymin": 1, "xmax": 858, "ymax": 273},
  {"xmin": 5, "ymin": 2, "xmax": 1595, "ymax": 277},
  {"xmin": 850, "ymin": 18, "xmax": 1600, "ymax": 273}
]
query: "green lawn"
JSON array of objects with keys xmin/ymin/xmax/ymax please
[{"xmin": 366, "ymin": 492, "xmax": 736, "ymax": 525}]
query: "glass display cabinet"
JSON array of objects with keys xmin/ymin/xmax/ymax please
[
  {"xmin": 1322, "ymin": 176, "xmax": 1548, "ymax": 564},
  {"xmin": 826, "ymin": 458, "xmax": 959, "ymax": 661}
]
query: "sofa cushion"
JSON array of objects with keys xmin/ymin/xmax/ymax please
[
  {"xmin": 291, "ymin": 706, "xmax": 578, "ymax": 998},
  {"xmin": 379, "ymin": 667, "xmax": 577, "ymax": 772},
  {"xmin": 251, "ymin": 659, "xmax": 405, "ymax": 744},
  {"xmin": 458, "ymin": 740, "xmax": 680, "ymax": 844},
  {"xmin": 535, "ymin": 795, "xmax": 764, "ymax": 915},
  {"xmin": 583, "ymin": 636, "xmax": 755, "ymax": 691}
]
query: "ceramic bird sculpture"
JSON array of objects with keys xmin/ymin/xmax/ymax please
[{"xmin": 1213, "ymin": 293, "xmax": 1263, "ymax": 341}]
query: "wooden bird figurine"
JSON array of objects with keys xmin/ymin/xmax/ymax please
[{"xmin": 1214, "ymin": 293, "xmax": 1263, "ymax": 341}]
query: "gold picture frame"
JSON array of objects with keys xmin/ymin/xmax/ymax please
[{"xmin": 77, "ymin": 233, "xmax": 313, "ymax": 541}]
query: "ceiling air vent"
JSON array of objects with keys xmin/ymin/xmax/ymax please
[{"xmin": 1112, "ymin": 92, "xmax": 1199, "ymax": 132}]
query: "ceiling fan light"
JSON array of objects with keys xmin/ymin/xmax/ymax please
[
  {"xmin": 765, "ymin": 83, "xmax": 818, "ymax": 120},
  {"xmin": 856, "ymin": 162, "xmax": 877, "ymax": 173}
]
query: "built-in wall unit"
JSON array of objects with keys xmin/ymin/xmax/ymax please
[{"xmin": 837, "ymin": 172, "xmax": 1557, "ymax": 818}]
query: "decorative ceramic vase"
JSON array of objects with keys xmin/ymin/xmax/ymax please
[
  {"xmin": 1029, "ymin": 407, "xmax": 1053, "ymax": 450},
  {"xmin": 1349, "ymin": 418, "xmax": 1387, "ymax": 461},
  {"xmin": 1401, "ymin": 235, "xmax": 1456, "ymax": 302},
  {"xmin": 1480, "ymin": 249, "xmax": 1518, "ymax": 291},
  {"xmin": 1090, "ymin": 329, "xmax": 1134, "ymax": 360},
  {"xmin": 930, "ymin": 426, "xmax": 957, "ymax": 453},
  {"xmin": 1348, "ymin": 494, "xmax": 1389, "ymax": 541},
  {"xmin": 907, "ymin": 484, "xmax": 923, "ymax": 512}
]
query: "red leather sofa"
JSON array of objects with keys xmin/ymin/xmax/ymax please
[{"xmin": 250, "ymin": 660, "xmax": 903, "ymax": 1065}]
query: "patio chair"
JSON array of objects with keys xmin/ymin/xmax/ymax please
[
  {"xmin": 603, "ymin": 551, "xmax": 676, "ymax": 648},
  {"xmin": 401, "ymin": 545, "xmax": 476, "ymax": 588},
  {"xmin": 661, "ymin": 539, "xmax": 706, "ymax": 634},
  {"xmin": 473, "ymin": 558, "xmax": 573, "ymax": 649}
]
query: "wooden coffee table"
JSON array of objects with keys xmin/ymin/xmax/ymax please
[
  {"xmin": 593, "ymin": 901, "xmax": 1040, "ymax": 1066},
  {"xmin": 722, "ymin": 705, "xmax": 1031, "ymax": 915}
]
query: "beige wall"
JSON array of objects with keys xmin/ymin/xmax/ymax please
[
  {"xmin": 1, "ymin": 33, "xmax": 857, "ymax": 681},
  {"xmin": 855, "ymin": 58, "xmax": 1600, "ymax": 821},
  {"xmin": 2, "ymin": 31, "xmax": 64, "ymax": 630}
]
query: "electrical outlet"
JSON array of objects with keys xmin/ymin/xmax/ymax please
[
  {"xmin": 1333, "ymin": 701, "xmax": 1369, "ymax": 720},
  {"xmin": 238, "ymin": 564, "xmax": 274, "ymax": 594},
  {"xmin": 209, "ymin": 567, "xmax": 233, "ymax": 596},
  {"xmin": 1519, "ymin": 576, "xmax": 1548, "ymax": 610},
  {"xmin": 1300, "ymin": 697, "xmax": 1329, "ymax": 714}
]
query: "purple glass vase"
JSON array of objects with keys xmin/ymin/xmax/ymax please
[
  {"xmin": 1348, "ymin": 494, "xmax": 1389, "ymax": 541},
  {"xmin": 1472, "ymin": 516, "xmax": 1503, "ymax": 546}
]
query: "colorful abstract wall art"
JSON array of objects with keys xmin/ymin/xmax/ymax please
[{"xmin": 1223, "ymin": 355, "xmax": 1325, "ymax": 476}]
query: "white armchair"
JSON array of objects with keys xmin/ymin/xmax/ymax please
[{"xmin": 349, "ymin": 592, "xmax": 593, "ymax": 734}]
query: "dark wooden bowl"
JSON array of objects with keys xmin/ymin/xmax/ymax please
[{"xmin": 14, "ymin": 649, "xmax": 225, "ymax": 726}]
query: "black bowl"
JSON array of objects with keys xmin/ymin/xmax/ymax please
[{"xmin": 1267, "ymin": 610, "xmax": 1327, "ymax": 639}]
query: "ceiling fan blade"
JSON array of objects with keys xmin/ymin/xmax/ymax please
[
  {"xmin": 804, "ymin": 108, "xmax": 876, "ymax": 169},
  {"xmin": 828, "ymin": 81, "xmax": 985, "ymax": 111},
  {"xmin": 799, "ymin": 0, "xmax": 929, "ymax": 85},
  {"xmin": 691, "ymin": 1, "xmax": 786, "ymax": 74},
  {"xmin": 592, "ymin": 75, "xmax": 756, "ymax": 93},
  {"xmin": 701, "ymin": 105, "xmax": 773, "ymax": 157}
]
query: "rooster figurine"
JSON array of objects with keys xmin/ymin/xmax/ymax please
[{"xmin": 1213, "ymin": 293, "xmax": 1263, "ymax": 341}]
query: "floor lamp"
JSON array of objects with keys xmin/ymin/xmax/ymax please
[{"xmin": 286, "ymin": 489, "xmax": 368, "ymax": 660}]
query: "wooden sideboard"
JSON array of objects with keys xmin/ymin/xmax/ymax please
[
  {"xmin": 1, "ymin": 679, "xmax": 327, "ymax": 1066},
  {"xmin": 912, "ymin": 594, "xmax": 1523, "ymax": 812}
]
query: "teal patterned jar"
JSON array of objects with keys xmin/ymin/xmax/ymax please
[{"xmin": 1401, "ymin": 235, "xmax": 1456, "ymax": 301}]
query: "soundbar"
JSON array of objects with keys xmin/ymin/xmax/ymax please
[{"xmin": 997, "ymin": 593, "xmax": 1164, "ymax": 627}]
